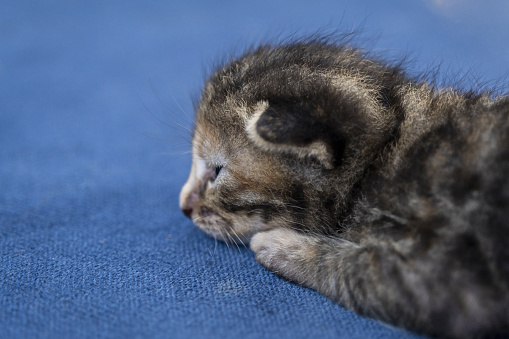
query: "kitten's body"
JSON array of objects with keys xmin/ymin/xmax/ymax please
[{"xmin": 179, "ymin": 39, "xmax": 509, "ymax": 338}]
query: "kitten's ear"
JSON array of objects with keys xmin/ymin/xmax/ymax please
[{"xmin": 246, "ymin": 101, "xmax": 344, "ymax": 169}]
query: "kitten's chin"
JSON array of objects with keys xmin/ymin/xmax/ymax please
[
  {"xmin": 191, "ymin": 207, "xmax": 273, "ymax": 245},
  {"xmin": 198, "ymin": 225, "xmax": 252, "ymax": 245},
  {"xmin": 192, "ymin": 214, "xmax": 252, "ymax": 245}
]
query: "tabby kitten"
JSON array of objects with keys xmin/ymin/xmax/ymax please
[{"xmin": 179, "ymin": 39, "xmax": 509, "ymax": 338}]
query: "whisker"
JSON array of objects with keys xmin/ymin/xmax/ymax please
[
  {"xmin": 138, "ymin": 89, "xmax": 199, "ymax": 148},
  {"xmin": 230, "ymin": 228, "xmax": 246, "ymax": 250},
  {"xmin": 170, "ymin": 91, "xmax": 196, "ymax": 124},
  {"xmin": 139, "ymin": 131, "xmax": 191, "ymax": 146},
  {"xmin": 150, "ymin": 82, "xmax": 195, "ymax": 125},
  {"xmin": 219, "ymin": 229, "xmax": 230, "ymax": 249},
  {"xmin": 230, "ymin": 233, "xmax": 242, "ymax": 253},
  {"xmin": 137, "ymin": 93, "xmax": 180, "ymax": 132}
]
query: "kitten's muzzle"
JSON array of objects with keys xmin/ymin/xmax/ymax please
[{"xmin": 180, "ymin": 154, "xmax": 215, "ymax": 219}]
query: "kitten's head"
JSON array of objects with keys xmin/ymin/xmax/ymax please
[
  {"xmin": 179, "ymin": 98, "xmax": 326, "ymax": 244},
  {"xmin": 179, "ymin": 40, "xmax": 402, "ymax": 243}
]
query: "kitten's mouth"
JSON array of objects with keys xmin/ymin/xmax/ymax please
[{"xmin": 191, "ymin": 206, "xmax": 249, "ymax": 245}]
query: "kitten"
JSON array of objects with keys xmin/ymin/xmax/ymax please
[{"xmin": 179, "ymin": 38, "xmax": 509, "ymax": 338}]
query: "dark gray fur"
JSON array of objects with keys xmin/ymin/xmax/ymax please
[{"xmin": 182, "ymin": 38, "xmax": 509, "ymax": 338}]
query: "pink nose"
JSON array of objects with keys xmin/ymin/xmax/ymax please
[{"xmin": 182, "ymin": 208, "xmax": 193, "ymax": 218}]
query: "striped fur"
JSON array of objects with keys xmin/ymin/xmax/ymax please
[{"xmin": 180, "ymin": 39, "xmax": 509, "ymax": 338}]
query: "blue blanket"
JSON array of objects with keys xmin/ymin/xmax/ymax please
[{"xmin": 2, "ymin": 1, "xmax": 507, "ymax": 338}]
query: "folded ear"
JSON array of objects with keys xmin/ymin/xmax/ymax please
[{"xmin": 246, "ymin": 101, "xmax": 345, "ymax": 169}]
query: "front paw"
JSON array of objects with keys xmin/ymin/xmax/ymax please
[{"xmin": 250, "ymin": 228, "xmax": 317, "ymax": 285}]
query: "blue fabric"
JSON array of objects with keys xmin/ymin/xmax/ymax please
[{"xmin": 1, "ymin": 1, "xmax": 507, "ymax": 338}]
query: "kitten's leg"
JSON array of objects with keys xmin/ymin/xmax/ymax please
[
  {"xmin": 251, "ymin": 228, "xmax": 364, "ymax": 307},
  {"xmin": 251, "ymin": 228, "xmax": 506, "ymax": 338}
]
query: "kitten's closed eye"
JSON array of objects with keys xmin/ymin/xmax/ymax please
[
  {"xmin": 215, "ymin": 166, "xmax": 223, "ymax": 178},
  {"xmin": 209, "ymin": 165, "xmax": 223, "ymax": 183}
]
